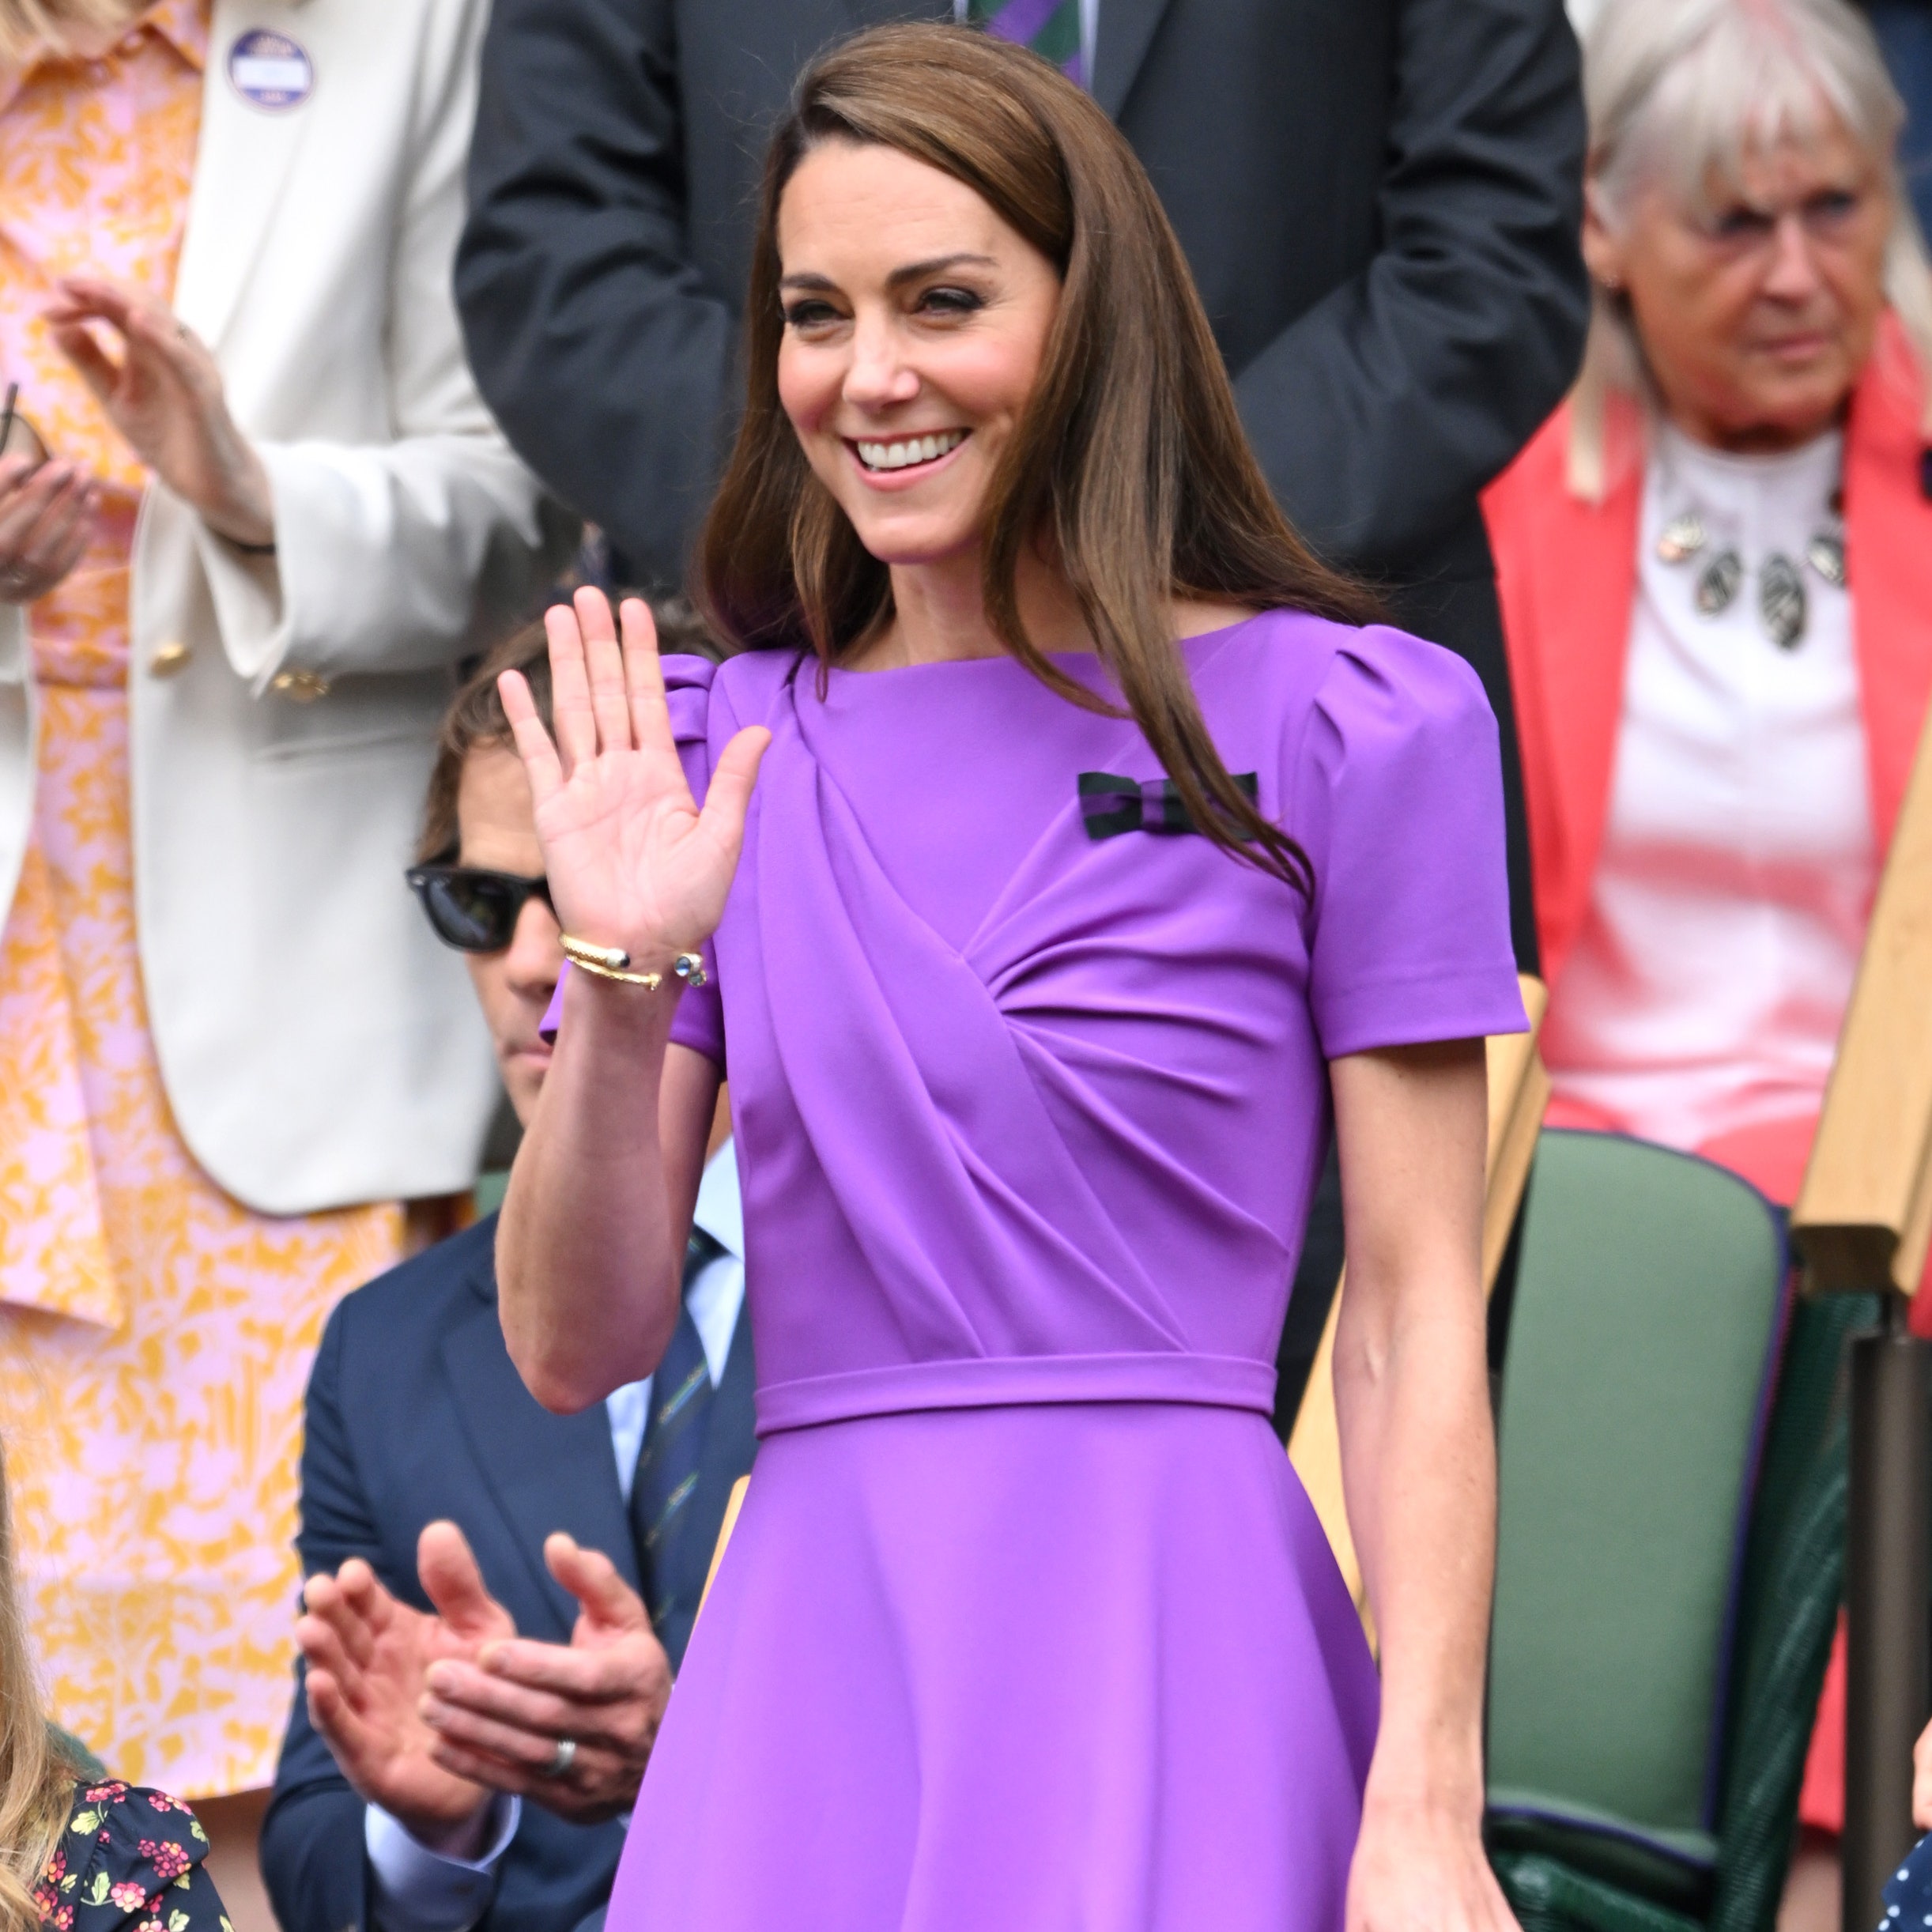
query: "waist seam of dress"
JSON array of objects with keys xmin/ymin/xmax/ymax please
[{"xmin": 753, "ymin": 1349, "xmax": 1278, "ymax": 1436}]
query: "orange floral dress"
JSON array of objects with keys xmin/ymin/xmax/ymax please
[{"xmin": 0, "ymin": 4, "xmax": 402, "ymax": 1797}]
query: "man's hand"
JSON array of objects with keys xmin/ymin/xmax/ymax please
[
  {"xmin": 296, "ymin": 1522, "xmax": 517, "ymax": 1858},
  {"xmin": 417, "ymin": 1532, "xmax": 672, "ymax": 1824}
]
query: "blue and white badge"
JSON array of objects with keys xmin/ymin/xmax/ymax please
[{"xmin": 228, "ymin": 28, "xmax": 312, "ymax": 110}]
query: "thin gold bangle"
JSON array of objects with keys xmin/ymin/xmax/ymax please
[{"xmin": 560, "ymin": 934, "xmax": 708, "ymax": 991}]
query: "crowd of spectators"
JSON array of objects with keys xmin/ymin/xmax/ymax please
[{"xmin": 0, "ymin": 0, "xmax": 1928, "ymax": 1926}]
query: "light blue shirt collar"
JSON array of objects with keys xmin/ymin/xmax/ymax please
[{"xmin": 692, "ymin": 1134, "xmax": 743, "ymax": 1258}]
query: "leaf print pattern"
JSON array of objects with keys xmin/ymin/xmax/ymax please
[
  {"xmin": 0, "ymin": 1, "xmax": 403, "ymax": 1798},
  {"xmin": 35, "ymin": 1784, "xmax": 229, "ymax": 1930}
]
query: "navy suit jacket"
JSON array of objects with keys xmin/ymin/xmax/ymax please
[{"xmin": 262, "ymin": 1213, "xmax": 756, "ymax": 1932}]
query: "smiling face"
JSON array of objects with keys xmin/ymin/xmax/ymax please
[
  {"xmin": 774, "ymin": 139, "xmax": 1063, "ymax": 570},
  {"xmin": 1586, "ymin": 113, "xmax": 1892, "ymax": 452},
  {"xmin": 454, "ymin": 746, "xmax": 560, "ymax": 1127}
]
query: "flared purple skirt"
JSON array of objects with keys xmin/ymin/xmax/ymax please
[{"xmin": 606, "ymin": 1400, "xmax": 1379, "ymax": 1930}]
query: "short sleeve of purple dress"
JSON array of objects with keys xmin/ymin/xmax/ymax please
[{"xmin": 597, "ymin": 613, "xmax": 1526, "ymax": 1932}]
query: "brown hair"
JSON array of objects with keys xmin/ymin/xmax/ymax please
[
  {"xmin": 420, "ymin": 595, "xmax": 720, "ymax": 864},
  {"xmin": 696, "ymin": 23, "xmax": 1377, "ymax": 892},
  {"xmin": 0, "ymin": 1441, "xmax": 77, "ymax": 1930}
]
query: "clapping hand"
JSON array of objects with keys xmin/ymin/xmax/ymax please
[
  {"xmin": 296, "ymin": 1522, "xmax": 516, "ymax": 1858},
  {"xmin": 0, "ymin": 453, "xmax": 94, "ymax": 605},
  {"xmin": 44, "ymin": 274, "xmax": 274, "ymax": 548},
  {"xmin": 417, "ymin": 1532, "xmax": 673, "ymax": 1824},
  {"xmin": 499, "ymin": 589, "xmax": 769, "ymax": 975}
]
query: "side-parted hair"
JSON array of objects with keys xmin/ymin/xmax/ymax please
[
  {"xmin": 420, "ymin": 597, "xmax": 719, "ymax": 865},
  {"xmin": 1571, "ymin": 0, "xmax": 1932, "ymax": 495},
  {"xmin": 0, "ymin": 1440, "xmax": 78, "ymax": 1932},
  {"xmin": 696, "ymin": 24, "xmax": 1378, "ymax": 893}
]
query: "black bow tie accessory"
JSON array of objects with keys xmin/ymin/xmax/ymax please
[{"xmin": 1077, "ymin": 771, "xmax": 1260, "ymax": 841}]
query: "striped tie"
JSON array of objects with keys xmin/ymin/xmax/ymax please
[
  {"xmin": 629, "ymin": 1232, "xmax": 723, "ymax": 1666},
  {"xmin": 968, "ymin": 0, "xmax": 1085, "ymax": 88}
]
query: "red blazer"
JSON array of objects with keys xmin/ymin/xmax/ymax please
[{"xmin": 1483, "ymin": 314, "xmax": 1932, "ymax": 1206}]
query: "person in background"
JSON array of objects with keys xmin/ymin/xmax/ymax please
[
  {"xmin": 1481, "ymin": 0, "xmax": 1932, "ymax": 1915},
  {"xmin": 1866, "ymin": 0, "xmax": 1932, "ymax": 243},
  {"xmin": 0, "ymin": 0, "xmax": 572, "ymax": 1858},
  {"xmin": 0, "ymin": 1435, "xmax": 231, "ymax": 1932},
  {"xmin": 262, "ymin": 619, "xmax": 755, "ymax": 1932}
]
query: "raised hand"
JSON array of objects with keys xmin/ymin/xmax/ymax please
[
  {"xmin": 418, "ymin": 1532, "xmax": 673, "ymax": 1824},
  {"xmin": 43, "ymin": 274, "xmax": 274, "ymax": 547},
  {"xmin": 499, "ymin": 587, "xmax": 769, "ymax": 969},
  {"xmin": 295, "ymin": 1522, "xmax": 518, "ymax": 1856}
]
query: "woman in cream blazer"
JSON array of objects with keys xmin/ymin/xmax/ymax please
[{"xmin": 0, "ymin": 0, "xmax": 570, "ymax": 1799}]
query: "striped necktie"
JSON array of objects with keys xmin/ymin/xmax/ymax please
[
  {"xmin": 630, "ymin": 1229, "xmax": 724, "ymax": 1665},
  {"xmin": 968, "ymin": 0, "xmax": 1086, "ymax": 89}
]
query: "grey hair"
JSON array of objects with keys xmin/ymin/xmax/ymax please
[{"xmin": 1568, "ymin": 0, "xmax": 1932, "ymax": 493}]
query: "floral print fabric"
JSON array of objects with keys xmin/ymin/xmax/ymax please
[
  {"xmin": 0, "ymin": 3, "xmax": 402, "ymax": 1796},
  {"xmin": 35, "ymin": 1781, "xmax": 230, "ymax": 1932}
]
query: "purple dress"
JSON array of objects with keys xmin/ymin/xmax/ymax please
[{"xmin": 603, "ymin": 612, "xmax": 1525, "ymax": 1930}]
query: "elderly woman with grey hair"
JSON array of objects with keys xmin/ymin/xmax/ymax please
[{"xmin": 1483, "ymin": 0, "xmax": 1932, "ymax": 1885}]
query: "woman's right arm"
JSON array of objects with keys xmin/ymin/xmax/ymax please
[{"xmin": 495, "ymin": 589, "xmax": 767, "ymax": 1413}]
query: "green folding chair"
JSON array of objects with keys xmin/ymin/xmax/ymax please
[{"xmin": 1485, "ymin": 1130, "xmax": 1862, "ymax": 1932}]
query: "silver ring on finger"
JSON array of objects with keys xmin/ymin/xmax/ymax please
[{"xmin": 546, "ymin": 1736, "xmax": 577, "ymax": 1779}]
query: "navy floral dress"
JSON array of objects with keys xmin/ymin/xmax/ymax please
[{"xmin": 33, "ymin": 1782, "xmax": 229, "ymax": 1931}]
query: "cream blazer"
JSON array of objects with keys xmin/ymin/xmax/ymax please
[{"xmin": 0, "ymin": 0, "xmax": 574, "ymax": 1215}]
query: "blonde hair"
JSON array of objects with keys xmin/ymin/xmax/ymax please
[
  {"xmin": 0, "ymin": 0, "xmax": 143, "ymax": 66},
  {"xmin": 0, "ymin": 1440, "xmax": 74, "ymax": 1930},
  {"xmin": 1570, "ymin": 0, "xmax": 1932, "ymax": 493}
]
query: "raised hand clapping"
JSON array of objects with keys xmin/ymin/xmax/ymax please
[{"xmin": 498, "ymin": 588, "xmax": 768, "ymax": 973}]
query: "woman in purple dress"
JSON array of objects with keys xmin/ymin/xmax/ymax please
[{"xmin": 493, "ymin": 25, "xmax": 1526, "ymax": 1931}]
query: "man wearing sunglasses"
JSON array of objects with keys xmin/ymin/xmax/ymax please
[{"xmin": 262, "ymin": 615, "xmax": 756, "ymax": 1932}]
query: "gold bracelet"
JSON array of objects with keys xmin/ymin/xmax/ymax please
[{"xmin": 560, "ymin": 934, "xmax": 708, "ymax": 991}]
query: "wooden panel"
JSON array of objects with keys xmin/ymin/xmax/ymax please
[
  {"xmin": 1793, "ymin": 714, "xmax": 1932, "ymax": 1296},
  {"xmin": 1289, "ymin": 975, "xmax": 1552, "ymax": 1644},
  {"xmin": 699, "ymin": 1474, "xmax": 750, "ymax": 1617}
]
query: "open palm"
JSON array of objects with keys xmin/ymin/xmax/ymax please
[
  {"xmin": 296, "ymin": 1530, "xmax": 518, "ymax": 1842},
  {"xmin": 500, "ymin": 589, "xmax": 769, "ymax": 967}
]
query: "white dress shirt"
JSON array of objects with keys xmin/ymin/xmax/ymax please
[
  {"xmin": 364, "ymin": 1141, "xmax": 747, "ymax": 1932},
  {"xmin": 1540, "ymin": 425, "xmax": 1878, "ymax": 1156}
]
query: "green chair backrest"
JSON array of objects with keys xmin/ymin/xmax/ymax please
[{"xmin": 1488, "ymin": 1131, "xmax": 1788, "ymax": 1888}]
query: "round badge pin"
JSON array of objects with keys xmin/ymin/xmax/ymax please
[{"xmin": 228, "ymin": 28, "xmax": 312, "ymax": 110}]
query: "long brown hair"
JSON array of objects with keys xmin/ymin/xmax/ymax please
[
  {"xmin": 0, "ymin": 1440, "xmax": 76, "ymax": 1929},
  {"xmin": 697, "ymin": 24, "xmax": 1377, "ymax": 892}
]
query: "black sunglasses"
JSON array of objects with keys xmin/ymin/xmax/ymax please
[{"xmin": 407, "ymin": 865, "xmax": 553, "ymax": 953}]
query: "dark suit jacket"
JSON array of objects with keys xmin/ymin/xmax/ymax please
[
  {"xmin": 261, "ymin": 1214, "xmax": 756, "ymax": 1932},
  {"xmin": 457, "ymin": 0, "xmax": 1589, "ymax": 968}
]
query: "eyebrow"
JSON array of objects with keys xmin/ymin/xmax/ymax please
[{"xmin": 778, "ymin": 252, "xmax": 998, "ymax": 292}]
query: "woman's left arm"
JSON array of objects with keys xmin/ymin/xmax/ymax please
[{"xmin": 1330, "ymin": 1036, "xmax": 1517, "ymax": 1932}]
